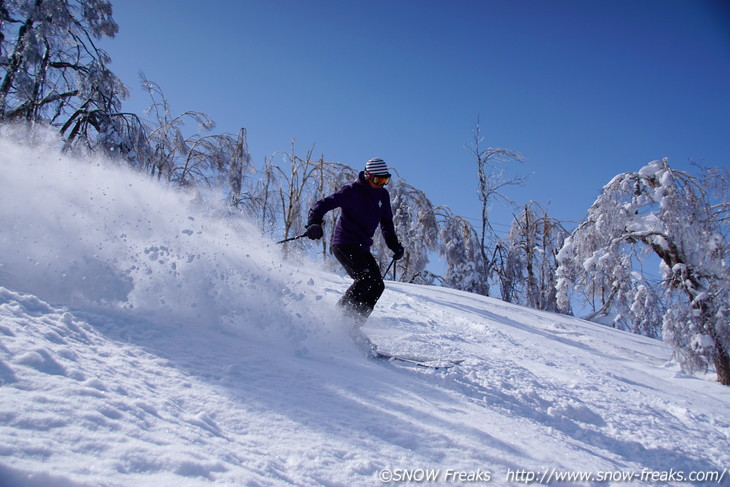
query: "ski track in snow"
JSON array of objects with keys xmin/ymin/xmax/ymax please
[{"xmin": 1, "ymin": 129, "xmax": 729, "ymax": 486}]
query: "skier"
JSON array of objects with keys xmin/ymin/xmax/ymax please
[{"xmin": 304, "ymin": 157, "xmax": 404, "ymax": 323}]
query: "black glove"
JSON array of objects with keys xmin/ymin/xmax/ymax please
[
  {"xmin": 305, "ymin": 223, "xmax": 323, "ymax": 240},
  {"xmin": 392, "ymin": 245, "xmax": 405, "ymax": 261}
]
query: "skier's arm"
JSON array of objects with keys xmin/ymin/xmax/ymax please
[
  {"xmin": 307, "ymin": 186, "xmax": 350, "ymax": 225},
  {"xmin": 380, "ymin": 197, "xmax": 401, "ymax": 252}
]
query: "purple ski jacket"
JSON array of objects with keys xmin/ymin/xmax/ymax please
[{"xmin": 307, "ymin": 172, "xmax": 399, "ymax": 251}]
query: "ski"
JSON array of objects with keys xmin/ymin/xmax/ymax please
[
  {"xmin": 352, "ymin": 329, "xmax": 463, "ymax": 370},
  {"xmin": 372, "ymin": 350, "xmax": 464, "ymax": 369}
]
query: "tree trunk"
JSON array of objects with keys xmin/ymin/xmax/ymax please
[
  {"xmin": 713, "ymin": 338, "xmax": 730, "ymax": 386},
  {"xmin": 643, "ymin": 235, "xmax": 730, "ymax": 386}
]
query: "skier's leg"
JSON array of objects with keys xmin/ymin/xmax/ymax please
[{"xmin": 332, "ymin": 245, "xmax": 385, "ymax": 321}]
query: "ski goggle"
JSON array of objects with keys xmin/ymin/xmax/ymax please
[{"xmin": 368, "ymin": 172, "xmax": 391, "ymax": 186}]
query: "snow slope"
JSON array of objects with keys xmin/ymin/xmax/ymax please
[{"xmin": 1, "ymin": 128, "xmax": 728, "ymax": 486}]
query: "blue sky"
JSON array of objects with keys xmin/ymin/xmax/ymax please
[{"xmin": 101, "ymin": 0, "xmax": 730, "ymax": 235}]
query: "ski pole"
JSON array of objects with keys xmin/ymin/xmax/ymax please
[
  {"xmin": 276, "ymin": 233, "xmax": 307, "ymax": 244},
  {"xmin": 383, "ymin": 257, "xmax": 396, "ymax": 279}
]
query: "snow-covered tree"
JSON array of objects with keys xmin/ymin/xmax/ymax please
[
  {"xmin": 1, "ymin": 0, "xmax": 125, "ymax": 141},
  {"xmin": 629, "ymin": 283, "xmax": 665, "ymax": 338},
  {"xmin": 138, "ymin": 76, "xmax": 215, "ymax": 181},
  {"xmin": 557, "ymin": 159, "xmax": 729, "ymax": 384},
  {"xmin": 132, "ymin": 77, "xmax": 253, "ymax": 200},
  {"xmin": 469, "ymin": 120, "xmax": 527, "ymax": 295},
  {"xmin": 268, "ymin": 142, "xmax": 318, "ymax": 244},
  {"xmin": 244, "ymin": 159, "xmax": 279, "ymax": 235},
  {"xmin": 499, "ymin": 201, "xmax": 568, "ymax": 312},
  {"xmin": 226, "ymin": 128, "xmax": 253, "ymax": 206},
  {"xmin": 260, "ymin": 144, "xmax": 359, "ymax": 260},
  {"xmin": 374, "ymin": 180, "xmax": 438, "ymax": 282},
  {"xmin": 436, "ymin": 206, "xmax": 490, "ymax": 296}
]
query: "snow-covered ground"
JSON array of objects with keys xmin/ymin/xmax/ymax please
[{"xmin": 1, "ymin": 129, "xmax": 728, "ymax": 486}]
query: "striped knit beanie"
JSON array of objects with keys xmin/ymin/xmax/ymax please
[{"xmin": 365, "ymin": 157, "xmax": 389, "ymax": 176}]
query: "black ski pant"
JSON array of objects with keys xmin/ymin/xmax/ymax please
[{"xmin": 331, "ymin": 244, "xmax": 385, "ymax": 322}]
